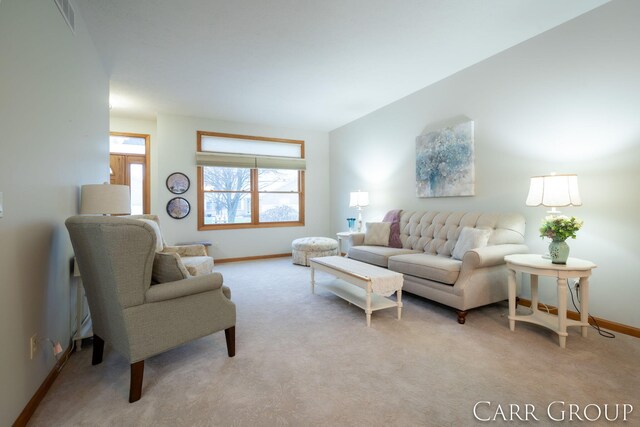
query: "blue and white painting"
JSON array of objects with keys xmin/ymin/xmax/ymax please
[{"xmin": 416, "ymin": 120, "xmax": 475, "ymax": 198}]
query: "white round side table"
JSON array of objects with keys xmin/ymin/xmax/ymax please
[{"xmin": 504, "ymin": 254, "xmax": 597, "ymax": 348}]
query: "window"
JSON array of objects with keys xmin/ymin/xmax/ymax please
[{"xmin": 197, "ymin": 131, "xmax": 305, "ymax": 230}]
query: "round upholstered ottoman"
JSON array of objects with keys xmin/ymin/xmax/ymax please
[{"xmin": 291, "ymin": 237, "xmax": 338, "ymax": 266}]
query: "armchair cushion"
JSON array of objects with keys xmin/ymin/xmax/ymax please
[{"xmin": 152, "ymin": 252, "xmax": 190, "ymax": 285}]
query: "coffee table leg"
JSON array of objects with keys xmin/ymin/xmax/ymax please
[
  {"xmin": 397, "ymin": 289, "xmax": 403, "ymax": 320},
  {"xmin": 310, "ymin": 266, "xmax": 315, "ymax": 294}
]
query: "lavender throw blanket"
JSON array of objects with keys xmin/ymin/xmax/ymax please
[{"xmin": 382, "ymin": 209, "xmax": 403, "ymax": 248}]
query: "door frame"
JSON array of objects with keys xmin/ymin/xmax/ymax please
[{"xmin": 110, "ymin": 132, "xmax": 151, "ymax": 214}]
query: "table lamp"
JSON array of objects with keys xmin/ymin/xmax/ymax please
[
  {"xmin": 80, "ymin": 183, "xmax": 131, "ymax": 215},
  {"xmin": 526, "ymin": 173, "xmax": 581, "ymax": 259},
  {"xmin": 349, "ymin": 190, "xmax": 369, "ymax": 232},
  {"xmin": 525, "ymin": 173, "xmax": 581, "ymax": 216}
]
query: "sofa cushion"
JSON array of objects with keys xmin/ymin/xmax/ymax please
[
  {"xmin": 388, "ymin": 253, "xmax": 462, "ymax": 285},
  {"xmin": 451, "ymin": 227, "xmax": 491, "ymax": 260},
  {"xmin": 348, "ymin": 246, "xmax": 421, "ymax": 268},
  {"xmin": 364, "ymin": 222, "xmax": 391, "ymax": 246}
]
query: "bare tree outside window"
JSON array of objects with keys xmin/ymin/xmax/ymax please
[
  {"xmin": 202, "ymin": 167, "xmax": 299, "ymax": 225},
  {"xmin": 203, "ymin": 167, "xmax": 250, "ymax": 224}
]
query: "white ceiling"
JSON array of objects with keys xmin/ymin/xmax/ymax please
[{"xmin": 77, "ymin": 0, "xmax": 608, "ymax": 131}]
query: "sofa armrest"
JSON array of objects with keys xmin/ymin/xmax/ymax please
[
  {"xmin": 462, "ymin": 244, "xmax": 530, "ymax": 269},
  {"xmin": 348, "ymin": 233, "xmax": 366, "ymax": 246},
  {"xmin": 163, "ymin": 244, "xmax": 207, "ymax": 257},
  {"xmin": 145, "ymin": 273, "xmax": 224, "ymax": 303}
]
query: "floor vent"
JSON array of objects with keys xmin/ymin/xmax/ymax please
[{"xmin": 53, "ymin": 0, "xmax": 75, "ymax": 34}]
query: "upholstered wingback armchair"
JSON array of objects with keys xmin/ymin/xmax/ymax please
[
  {"xmin": 125, "ymin": 214, "xmax": 214, "ymax": 277},
  {"xmin": 66, "ymin": 216, "xmax": 236, "ymax": 402}
]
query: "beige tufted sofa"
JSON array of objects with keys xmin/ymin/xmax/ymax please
[{"xmin": 347, "ymin": 211, "xmax": 528, "ymax": 323}]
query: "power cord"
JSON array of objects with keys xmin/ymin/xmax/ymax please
[
  {"xmin": 38, "ymin": 337, "xmax": 69, "ymax": 372},
  {"xmin": 569, "ymin": 281, "xmax": 615, "ymax": 339}
]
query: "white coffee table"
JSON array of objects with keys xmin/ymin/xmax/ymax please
[{"xmin": 309, "ymin": 256, "xmax": 403, "ymax": 327}]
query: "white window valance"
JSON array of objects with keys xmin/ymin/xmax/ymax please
[{"xmin": 196, "ymin": 152, "xmax": 306, "ymax": 170}]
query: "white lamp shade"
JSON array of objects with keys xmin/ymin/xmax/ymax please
[
  {"xmin": 525, "ymin": 174, "xmax": 582, "ymax": 207},
  {"xmin": 349, "ymin": 191, "xmax": 369, "ymax": 208},
  {"xmin": 80, "ymin": 184, "xmax": 131, "ymax": 214}
]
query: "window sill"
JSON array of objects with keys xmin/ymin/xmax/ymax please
[{"xmin": 198, "ymin": 221, "xmax": 305, "ymax": 231}]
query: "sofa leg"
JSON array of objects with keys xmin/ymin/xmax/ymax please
[
  {"xmin": 515, "ymin": 296, "xmax": 520, "ymax": 308},
  {"xmin": 92, "ymin": 335, "xmax": 104, "ymax": 365},
  {"xmin": 225, "ymin": 326, "xmax": 236, "ymax": 357},
  {"xmin": 129, "ymin": 361, "xmax": 144, "ymax": 403},
  {"xmin": 456, "ymin": 310, "xmax": 468, "ymax": 324}
]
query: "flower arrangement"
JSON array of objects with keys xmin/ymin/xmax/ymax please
[{"xmin": 539, "ymin": 215, "xmax": 583, "ymax": 242}]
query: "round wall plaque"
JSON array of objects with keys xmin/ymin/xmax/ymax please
[
  {"xmin": 166, "ymin": 172, "xmax": 190, "ymax": 194},
  {"xmin": 166, "ymin": 197, "xmax": 190, "ymax": 219}
]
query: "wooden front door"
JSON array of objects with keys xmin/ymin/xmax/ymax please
[{"xmin": 109, "ymin": 132, "xmax": 150, "ymax": 214}]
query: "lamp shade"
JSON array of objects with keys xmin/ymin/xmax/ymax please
[
  {"xmin": 80, "ymin": 184, "xmax": 131, "ymax": 214},
  {"xmin": 525, "ymin": 174, "xmax": 582, "ymax": 207},
  {"xmin": 349, "ymin": 191, "xmax": 369, "ymax": 208}
]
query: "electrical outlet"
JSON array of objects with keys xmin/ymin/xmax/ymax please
[{"xmin": 30, "ymin": 334, "xmax": 38, "ymax": 360}]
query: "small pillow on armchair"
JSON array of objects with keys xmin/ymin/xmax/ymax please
[
  {"xmin": 364, "ymin": 222, "xmax": 391, "ymax": 246},
  {"xmin": 151, "ymin": 252, "xmax": 190, "ymax": 284},
  {"xmin": 451, "ymin": 227, "xmax": 491, "ymax": 260}
]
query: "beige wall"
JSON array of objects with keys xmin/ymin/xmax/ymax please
[
  {"xmin": 329, "ymin": 1, "xmax": 640, "ymax": 327},
  {"xmin": 0, "ymin": 0, "xmax": 108, "ymax": 423}
]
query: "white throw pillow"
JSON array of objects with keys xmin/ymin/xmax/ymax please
[
  {"xmin": 451, "ymin": 227, "xmax": 491, "ymax": 260},
  {"xmin": 364, "ymin": 222, "xmax": 391, "ymax": 246},
  {"xmin": 136, "ymin": 219, "xmax": 164, "ymax": 252}
]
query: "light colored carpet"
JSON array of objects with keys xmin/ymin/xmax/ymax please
[{"xmin": 30, "ymin": 258, "xmax": 639, "ymax": 426}]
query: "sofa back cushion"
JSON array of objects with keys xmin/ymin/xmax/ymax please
[{"xmin": 399, "ymin": 211, "xmax": 525, "ymax": 256}]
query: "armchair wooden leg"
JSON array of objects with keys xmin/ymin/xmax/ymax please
[
  {"xmin": 92, "ymin": 335, "xmax": 104, "ymax": 365},
  {"xmin": 129, "ymin": 361, "xmax": 144, "ymax": 403},
  {"xmin": 225, "ymin": 326, "xmax": 236, "ymax": 357}
]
